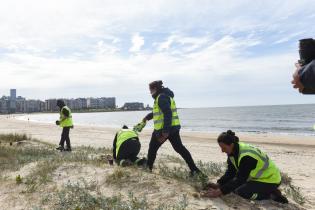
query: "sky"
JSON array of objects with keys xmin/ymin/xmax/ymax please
[{"xmin": 0, "ymin": 0, "xmax": 315, "ymax": 108}]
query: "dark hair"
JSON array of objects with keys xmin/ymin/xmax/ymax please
[
  {"xmin": 122, "ymin": 125, "xmax": 128, "ymax": 129},
  {"xmin": 217, "ymin": 130, "xmax": 239, "ymax": 145},
  {"xmin": 149, "ymin": 80, "xmax": 163, "ymax": 90}
]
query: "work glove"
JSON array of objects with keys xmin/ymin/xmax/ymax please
[{"xmin": 133, "ymin": 121, "xmax": 146, "ymax": 133}]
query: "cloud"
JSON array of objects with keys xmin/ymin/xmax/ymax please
[
  {"xmin": 0, "ymin": 0, "xmax": 315, "ymax": 107},
  {"xmin": 129, "ymin": 34, "xmax": 145, "ymax": 52}
]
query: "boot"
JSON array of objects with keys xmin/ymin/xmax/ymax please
[
  {"xmin": 56, "ymin": 145, "xmax": 64, "ymax": 151},
  {"xmin": 64, "ymin": 147, "xmax": 72, "ymax": 152},
  {"xmin": 270, "ymin": 189, "xmax": 289, "ymax": 204},
  {"xmin": 135, "ymin": 157, "xmax": 147, "ymax": 166},
  {"xmin": 119, "ymin": 159, "xmax": 132, "ymax": 167}
]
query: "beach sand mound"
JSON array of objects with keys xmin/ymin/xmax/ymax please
[{"xmin": 0, "ymin": 137, "xmax": 308, "ymax": 210}]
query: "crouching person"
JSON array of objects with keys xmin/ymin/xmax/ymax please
[
  {"xmin": 204, "ymin": 130, "xmax": 288, "ymax": 204},
  {"xmin": 113, "ymin": 123, "xmax": 146, "ymax": 167}
]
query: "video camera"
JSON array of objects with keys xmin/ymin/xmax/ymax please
[
  {"xmin": 299, "ymin": 38, "xmax": 315, "ymax": 66},
  {"xmin": 297, "ymin": 38, "xmax": 315, "ymax": 94}
]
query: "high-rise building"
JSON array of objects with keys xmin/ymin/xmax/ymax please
[
  {"xmin": 9, "ymin": 89, "xmax": 16, "ymax": 113},
  {"xmin": 10, "ymin": 89, "xmax": 16, "ymax": 100}
]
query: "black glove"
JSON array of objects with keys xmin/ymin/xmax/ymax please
[{"xmin": 55, "ymin": 120, "xmax": 60, "ymax": 125}]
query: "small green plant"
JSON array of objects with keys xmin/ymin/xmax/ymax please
[
  {"xmin": 106, "ymin": 168, "xmax": 131, "ymax": 186},
  {"xmin": 24, "ymin": 160, "xmax": 59, "ymax": 193},
  {"xmin": 285, "ymin": 184, "xmax": 306, "ymax": 205}
]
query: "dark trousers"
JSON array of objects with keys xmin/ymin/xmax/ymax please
[
  {"xmin": 117, "ymin": 139, "xmax": 141, "ymax": 162},
  {"xmin": 147, "ymin": 130, "xmax": 199, "ymax": 172},
  {"xmin": 235, "ymin": 181, "xmax": 279, "ymax": 200},
  {"xmin": 59, "ymin": 127, "xmax": 71, "ymax": 149}
]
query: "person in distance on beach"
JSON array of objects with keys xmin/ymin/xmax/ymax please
[
  {"xmin": 112, "ymin": 123, "xmax": 147, "ymax": 167},
  {"xmin": 55, "ymin": 99, "xmax": 73, "ymax": 152},
  {"xmin": 142, "ymin": 80, "xmax": 204, "ymax": 177},
  {"xmin": 203, "ymin": 130, "xmax": 288, "ymax": 204}
]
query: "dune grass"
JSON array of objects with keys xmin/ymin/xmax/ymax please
[
  {"xmin": 0, "ymin": 133, "xmax": 30, "ymax": 143},
  {"xmin": 0, "ymin": 133, "xmax": 308, "ymax": 209}
]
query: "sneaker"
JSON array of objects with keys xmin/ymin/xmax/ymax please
[
  {"xmin": 64, "ymin": 148, "xmax": 72, "ymax": 152},
  {"xmin": 119, "ymin": 159, "xmax": 132, "ymax": 167},
  {"xmin": 135, "ymin": 157, "xmax": 147, "ymax": 166},
  {"xmin": 270, "ymin": 189, "xmax": 289, "ymax": 204},
  {"xmin": 56, "ymin": 146, "xmax": 64, "ymax": 151}
]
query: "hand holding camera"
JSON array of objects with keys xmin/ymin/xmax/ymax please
[{"xmin": 292, "ymin": 38, "xmax": 315, "ymax": 94}]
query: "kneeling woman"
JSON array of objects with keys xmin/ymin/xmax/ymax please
[{"xmin": 206, "ymin": 130, "xmax": 288, "ymax": 203}]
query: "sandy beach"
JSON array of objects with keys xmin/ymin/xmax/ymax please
[{"xmin": 1, "ymin": 115, "xmax": 315, "ymax": 209}]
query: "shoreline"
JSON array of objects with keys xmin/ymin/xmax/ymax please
[{"xmin": 12, "ymin": 113, "xmax": 315, "ymax": 142}]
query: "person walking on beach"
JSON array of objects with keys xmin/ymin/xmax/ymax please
[
  {"xmin": 142, "ymin": 80, "xmax": 202, "ymax": 176},
  {"xmin": 112, "ymin": 123, "xmax": 147, "ymax": 167},
  {"xmin": 203, "ymin": 130, "xmax": 288, "ymax": 204},
  {"xmin": 55, "ymin": 99, "xmax": 73, "ymax": 151}
]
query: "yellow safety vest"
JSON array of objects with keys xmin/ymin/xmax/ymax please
[
  {"xmin": 116, "ymin": 129, "xmax": 138, "ymax": 156},
  {"xmin": 229, "ymin": 142, "xmax": 281, "ymax": 184},
  {"xmin": 59, "ymin": 106, "xmax": 73, "ymax": 127},
  {"xmin": 153, "ymin": 94, "xmax": 180, "ymax": 130}
]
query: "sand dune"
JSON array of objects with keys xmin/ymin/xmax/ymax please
[{"xmin": 1, "ymin": 115, "xmax": 315, "ymax": 209}]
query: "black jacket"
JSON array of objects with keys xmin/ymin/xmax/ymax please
[
  {"xmin": 217, "ymin": 143, "xmax": 258, "ymax": 195},
  {"xmin": 299, "ymin": 59, "xmax": 315, "ymax": 94},
  {"xmin": 145, "ymin": 87, "xmax": 181, "ymax": 134}
]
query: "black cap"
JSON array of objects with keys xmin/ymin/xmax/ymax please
[{"xmin": 56, "ymin": 99, "xmax": 65, "ymax": 107}]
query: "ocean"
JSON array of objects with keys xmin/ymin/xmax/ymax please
[{"xmin": 17, "ymin": 104, "xmax": 315, "ymax": 136}]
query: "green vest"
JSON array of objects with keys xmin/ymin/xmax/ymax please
[
  {"xmin": 59, "ymin": 106, "xmax": 73, "ymax": 127},
  {"xmin": 116, "ymin": 129, "xmax": 138, "ymax": 156},
  {"xmin": 229, "ymin": 142, "xmax": 281, "ymax": 184},
  {"xmin": 153, "ymin": 94, "xmax": 180, "ymax": 130}
]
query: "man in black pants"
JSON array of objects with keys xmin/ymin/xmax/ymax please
[
  {"xmin": 113, "ymin": 125, "xmax": 146, "ymax": 166},
  {"xmin": 143, "ymin": 80, "xmax": 202, "ymax": 176},
  {"xmin": 55, "ymin": 99, "xmax": 73, "ymax": 152}
]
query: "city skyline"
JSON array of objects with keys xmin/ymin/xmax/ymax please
[
  {"xmin": 0, "ymin": 88, "xmax": 148, "ymax": 113},
  {"xmin": 0, "ymin": 1, "xmax": 315, "ymax": 107}
]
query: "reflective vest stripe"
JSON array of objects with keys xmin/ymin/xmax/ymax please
[
  {"xmin": 153, "ymin": 109, "xmax": 178, "ymax": 116},
  {"xmin": 239, "ymin": 149, "xmax": 270, "ymax": 179},
  {"xmin": 229, "ymin": 142, "xmax": 281, "ymax": 184},
  {"xmin": 153, "ymin": 94, "xmax": 180, "ymax": 130}
]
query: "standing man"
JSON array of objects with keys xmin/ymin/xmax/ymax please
[
  {"xmin": 55, "ymin": 99, "xmax": 73, "ymax": 151},
  {"xmin": 143, "ymin": 80, "xmax": 202, "ymax": 176}
]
